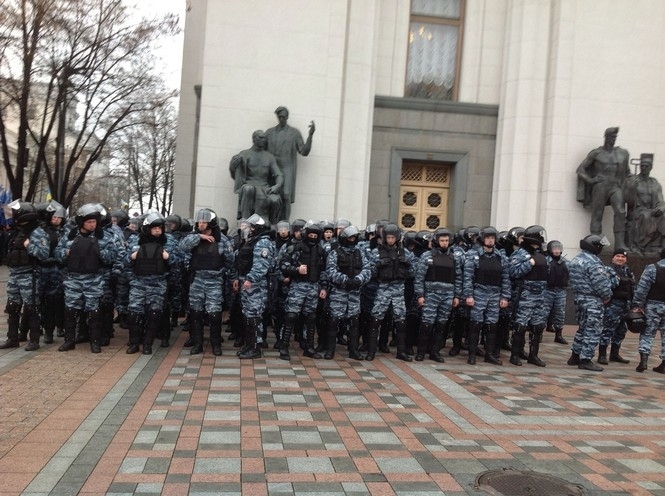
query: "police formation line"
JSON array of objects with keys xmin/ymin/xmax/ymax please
[{"xmin": 1, "ymin": 200, "xmax": 663, "ymax": 374}]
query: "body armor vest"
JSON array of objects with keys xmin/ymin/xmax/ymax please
[
  {"xmin": 238, "ymin": 237, "xmax": 261, "ymax": 277},
  {"xmin": 547, "ymin": 258, "xmax": 569, "ymax": 288},
  {"xmin": 474, "ymin": 254, "xmax": 502, "ymax": 286},
  {"xmin": 134, "ymin": 241, "xmax": 167, "ymax": 276},
  {"xmin": 45, "ymin": 227, "xmax": 60, "ymax": 258},
  {"xmin": 376, "ymin": 245, "xmax": 409, "ymax": 282},
  {"xmin": 7, "ymin": 228, "xmax": 35, "ymax": 268},
  {"xmin": 292, "ymin": 243, "xmax": 323, "ymax": 283},
  {"xmin": 612, "ymin": 266, "xmax": 633, "ymax": 300},
  {"xmin": 67, "ymin": 236, "xmax": 101, "ymax": 274},
  {"xmin": 647, "ymin": 265, "xmax": 665, "ymax": 302},
  {"xmin": 190, "ymin": 240, "xmax": 223, "ymax": 272},
  {"xmin": 425, "ymin": 250, "xmax": 455, "ymax": 283},
  {"xmin": 336, "ymin": 247, "xmax": 362, "ymax": 278},
  {"xmin": 524, "ymin": 252, "xmax": 548, "ymax": 281}
]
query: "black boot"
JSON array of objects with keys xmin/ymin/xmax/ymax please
[
  {"xmin": 466, "ymin": 321, "xmax": 482, "ymax": 365},
  {"xmin": 189, "ymin": 310, "xmax": 204, "ymax": 355},
  {"xmin": 554, "ymin": 327, "xmax": 568, "ymax": 344},
  {"xmin": 238, "ymin": 317, "xmax": 262, "ymax": 359},
  {"xmin": 415, "ymin": 323, "xmax": 432, "ymax": 361},
  {"xmin": 609, "ymin": 343, "xmax": 630, "ymax": 363},
  {"xmin": 567, "ymin": 351, "xmax": 580, "ymax": 366},
  {"xmin": 510, "ymin": 325, "xmax": 527, "ymax": 366},
  {"xmin": 303, "ymin": 314, "xmax": 322, "ymax": 359},
  {"xmin": 365, "ymin": 317, "xmax": 381, "ymax": 361},
  {"xmin": 653, "ymin": 360, "xmax": 665, "ymax": 374},
  {"xmin": 209, "ymin": 311, "xmax": 223, "ymax": 356},
  {"xmin": 0, "ymin": 302, "xmax": 22, "ymax": 349},
  {"xmin": 597, "ymin": 344, "xmax": 608, "ymax": 365},
  {"xmin": 448, "ymin": 317, "xmax": 463, "ymax": 356},
  {"xmin": 347, "ymin": 316, "xmax": 363, "ymax": 360},
  {"xmin": 579, "ymin": 358, "xmax": 603, "ymax": 372},
  {"xmin": 170, "ymin": 311, "xmax": 179, "ymax": 327},
  {"xmin": 143, "ymin": 309, "xmax": 162, "ymax": 355},
  {"xmin": 126, "ymin": 312, "xmax": 142, "ymax": 354},
  {"xmin": 394, "ymin": 320, "xmax": 412, "ymax": 362},
  {"xmin": 88, "ymin": 310, "xmax": 102, "ymax": 353},
  {"xmin": 279, "ymin": 313, "xmax": 298, "ymax": 361},
  {"xmin": 527, "ymin": 326, "xmax": 546, "ymax": 367},
  {"xmin": 429, "ymin": 321, "xmax": 446, "ymax": 363},
  {"xmin": 636, "ymin": 352, "xmax": 648, "ymax": 372},
  {"xmin": 58, "ymin": 308, "xmax": 78, "ymax": 352},
  {"xmin": 484, "ymin": 324, "xmax": 502, "ymax": 365},
  {"xmin": 324, "ymin": 317, "xmax": 339, "ymax": 360}
]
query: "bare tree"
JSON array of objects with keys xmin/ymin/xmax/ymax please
[
  {"xmin": 0, "ymin": 0, "xmax": 178, "ymax": 207},
  {"xmin": 111, "ymin": 89, "xmax": 177, "ymax": 215}
]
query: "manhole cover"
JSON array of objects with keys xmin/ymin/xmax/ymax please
[{"xmin": 476, "ymin": 469, "xmax": 586, "ymax": 496}]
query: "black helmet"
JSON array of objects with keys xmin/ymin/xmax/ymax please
[
  {"xmin": 166, "ymin": 214, "xmax": 182, "ymax": 232},
  {"xmin": 579, "ymin": 234, "xmax": 609, "ymax": 255},
  {"xmin": 48, "ymin": 200, "xmax": 67, "ymax": 220},
  {"xmin": 7, "ymin": 200, "xmax": 38, "ymax": 224},
  {"xmin": 194, "ymin": 208, "xmax": 217, "ymax": 228},
  {"xmin": 625, "ymin": 310, "xmax": 647, "ymax": 334},
  {"xmin": 218, "ymin": 217, "xmax": 229, "ymax": 236},
  {"xmin": 506, "ymin": 226, "xmax": 525, "ymax": 246},
  {"xmin": 463, "ymin": 226, "xmax": 480, "ymax": 245},
  {"xmin": 276, "ymin": 220, "xmax": 290, "ymax": 233},
  {"xmin": 36, "ymin": 202, "xmax": 51, "ymax": 223},
  {"xmin": 480, "ymin": 226, "xmax": 498, "ymax": 239},
  {"xmin": 320, "ymin": 219, "xmax": 335, "ymax": 233},
  {"xmin": 335, "ymin": 218, "xmax": 351, "ymax": 231},
  {"xmin": 403, "ymin": 230, "xmax": 417, "ymax": 248},
  {"xmin": 433, "ymin": 228, "xmax": 452, "ymax": 245},
  {"xmin": 112, "ymin": 209, "xmax": 130, "ymax": 229},
  {"xmin": 497, "ymin": 231, "xmax": 510, "ymax": 250},
  {"xmin": 304, "ymin": 220, "xmax": 323, "ymax": 239},
  {"xmin": 75, "ymin": 203, "xmax": 101, "ymax": 227},
  {"xmin": 454, "ymin": 228, "xmax": 465, "ymax": 245},
  {"xmin": 547, "ymin": 240, "xmax": 563, "ymax": 254},
  {"xmin": 141, "ymin": 212, "xmax": 165, "ymax": 235},
  {"xmin": 291, "ymin": 219, "xmax": 306, "ymax": 235},
  {"xmin": 415, "ymin": 230, "xmax": 432, "ymax": 250},
  {"xmin": 523, "ymin": 225, "xmax": 546, "ymax": 246},
  {"xmin": 365, "ymin": 223, "xmax": 377, "ymax": 241},
  {"xmin": 383, "ymin": 223, "xmax": 401, "ymax": 243},
  {"xmin": 339, "ymin": 225, "xmax": 360, "ymax": 247},
  {"xmin": 95, "ymin": 204, "xmax": 112, "ymax": 228},
  {"xmin": 247, "ymin": 213, "xmax": 269, "ymax": 235},
  {"xmin": 180, "ymin": 218, "xmax": 192, "ymax": 233}
]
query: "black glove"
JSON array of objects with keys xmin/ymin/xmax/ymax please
[{"xmin": 346, "ymin": 278, "xmax": 361, "ymax": 290}]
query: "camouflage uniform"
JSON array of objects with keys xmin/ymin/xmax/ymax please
[
  {"xmin": 367, "ymin": 243, "xmax": 416, "ymax": 360},
  {"xmin": 126, "ymin": 231, "xmax": 180, "ymax": 354},
  {"xmin": 325, "ymin": 244, "xmax": 372, "ymax": 359},
  {"xmin": 2, "ymin": 224, "xmax": 50, "ymax": 349},
  {"xmin": 543, "ymin": 253, "xmax": 569, "ymax": 343},
  {"xmin": 55, "ymin": 226, "xmax": 117, "ymax": 352},
  {"xmin": 279, "ymin": 238, "xmax": 329, "ymax": 359},
  {"xmin": 509, "ymin": 246, "xmax": 549, "ymax": 366},
  {"xmin": 599, "ymin": 262, "xmax": 634, "ymax": 362},
  {"xmin": 40, "ymin": 222, "xmax": 66, "ymax": 342},
  {"xmin": 632, "ymin": 259, "xmax": 665, "ymax": 371},
  {"xmin": 236, "ymin": 230, "xmax": 274, "ymax": 357},
  {"xmin": 462, "ymin": 246, "xmax": 511, "ymax": 363},
  {"xmin": 568, "ymin": 251, "xmax": 617, "ymax": 362},
  {"xmin": 413, "ymin": 246, "xmax": 463, "ymax": 362},
  {"xmin": 179, "ymin": 230, "xmax": 235, "ymax": 354}
]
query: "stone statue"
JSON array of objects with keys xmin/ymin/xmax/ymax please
[
  {"xmin": 624, "ymin": 153, "xmax": 665, "ymax": 252},
  {"xmin": 576, "ymin": 127, "xmax": 630, "ymax": 249},
  {"xmin": 265, "ymin": 106, "xmax": 315, "ymax": 221},
  {"xmin": 229, "ymin": 130, "xmax": 284, "ymax": 224}
]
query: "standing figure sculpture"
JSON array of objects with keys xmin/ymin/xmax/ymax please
[
  {"xmin": 265, "ymin": 106, "xmax": 315, "ymax": 221},
  {"xmin": 229, "ymin": 130, "xmax": 283, "ymax": 225},
  {"xmin": 623, "ymin": 153, "xmax": 665, "ymax": 252},
  {"xmin": 576, "ymin": 127, "xmax": 630, "ymax": 250}
]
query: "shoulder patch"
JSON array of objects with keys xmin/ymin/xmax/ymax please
[{"xmin": 261, "ymin": 248, "xmax": 269, "ymax": 258}]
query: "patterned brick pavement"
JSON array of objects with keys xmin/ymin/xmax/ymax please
[{"xmin": 0, "ymin": 267, "xmax": 664, "ymax": 495}]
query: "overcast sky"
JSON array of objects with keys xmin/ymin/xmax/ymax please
[{"xmin": 127, "ymin": 0, "xmax": 186, "ymax": 91}]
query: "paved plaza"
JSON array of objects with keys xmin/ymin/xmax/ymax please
[{"xmin": 0, "ymin": 267, "xmax": 664, "ymax": 495}]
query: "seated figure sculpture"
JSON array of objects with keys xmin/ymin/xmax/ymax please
[
  {"xmin": 624, "ymin": 153, "xmax": 665, "ymax": 252},
  {"xmin": 229, "ymin": 130, "xmax": 283, "ymax": 225}
]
